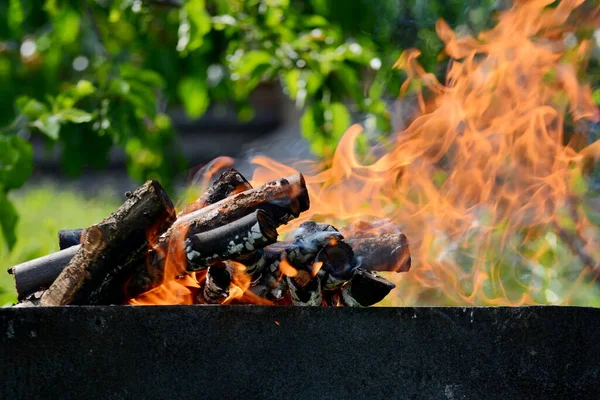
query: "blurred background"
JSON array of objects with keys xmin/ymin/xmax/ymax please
[{"xmin": 1, "ymin": 0, "xmax": 600, "ymax": 306}]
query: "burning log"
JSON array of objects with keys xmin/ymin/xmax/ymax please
[
  {"xmin": 198, "ymin": 263, "xmax": 232, "ymax": 304},
  {"xmin": 58, "ymin": 229, "xmax": 84, "ymax": 250},
  {"xmin": 179, "ymin": 168, "xmax": 252, "ymax": 216},
  {"xmin": 340, "ymin": 269, "xmax": 396, "ymax": 307},
  {"xmin": 174, "ymin": 173, "xmax": 309, "ymax": 235},
  {"xmin": 9, "ymin": 245, "xmax": 80, "ymax": 300},
  {"xmin": 185, "ymin": 168, "xmax": 269, "ymax": 277},
  {"xmin": 126, "ymin": 209, "xmax": 280, "ymax": 299},
  {"xmin": 287, "ymin": 273, "xmax": 322, "ymax": 306},
  {"xmin": 125, "ymin": 174, "xmax": 309, "ymax": 298},
  {"xmin": 40, "ymin": 180, "xmax": 176, "ymax": 306},
  {"xmin": 345, "ymin": 234, "xmax": 411, "ymax": 273},
  {"xmin": 185, "ymin": 210, "xmax": 278, "ymax": 270}
]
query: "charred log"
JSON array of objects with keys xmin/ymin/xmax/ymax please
[
  {"xmin": 10, "ymin": 245, "xmax": 80, "ymax": 300},
  {"xmin": 130, "ymin": 174, "xmax": 308, "ymax": 296},
  {"xmin": 197, "ymin": 263, "xmax": 231, "ymax": 304},
  {"xmin": 341, "ymin": 269, "xmax": 396, "ymax": 307},
  {"xmin": 58, "ymin": 229, "xmax": 84, "ymax": 250},
  {"xmin": 316, "ymin": 241, "xmax": 355, "ymax": 290},
  {"xmin": 12, "ymin": 290, "xmax": 45, "ymax": 308},
  {"xmin": 179, "ymin": 168, "xmax": 253, "ymax": 216},
  {"xmin": 184, "ymin": 209, "xmax": 278, "ymax": 270},
  {"xmin": 345, "ymin": 234, "xmax": 411, "ymax": 273},
  {"xmin": 126, "ymin": 209, "xmax": 278, "ymax": 299},
  {"xmin": 40, "ymin": 180, "xmax": 176, "ymax": 306},
  {"xmin": 287, "ymin": 274, "xmax": 322, "ymax": 306}
]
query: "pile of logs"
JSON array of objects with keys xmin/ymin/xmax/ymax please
[{"xmin": 8, "ymin": 169, "xmax": 410, "ymax": 307}]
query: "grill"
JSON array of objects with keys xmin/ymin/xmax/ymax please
[{"xmin": 1, "ymin": 306, "xmax": 598, "ymax": 399}]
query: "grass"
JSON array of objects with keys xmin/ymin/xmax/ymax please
[{"xmin": 0, "ymin": 186, "xmax": 121, "ymax": 306}]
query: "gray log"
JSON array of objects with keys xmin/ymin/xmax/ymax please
[{"xmin": 10, "ymin": 246, "xmax": 80, "ymax": 300}]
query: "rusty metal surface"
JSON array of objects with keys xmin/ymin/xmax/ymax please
[{"xmin": 0, "ymin": 306, "xmax": 598, "ymax": 400}]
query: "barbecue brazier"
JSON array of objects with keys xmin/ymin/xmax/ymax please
[{"xmin": 0, "ymin": 305, "xmax": 598, "ymax": 399}]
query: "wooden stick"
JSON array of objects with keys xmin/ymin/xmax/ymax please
[
  {"xmin": 41, "ymin": 180, "xmax": 176, "ymax": 306},
  {"xmin": 10, "ymin": 245, "xmax": 80, "ymax": 300},
  {"xmin": 345, "ymin": 234, "xmax": 411, "ymax": 273},
  {"xmin": 129, "ymin": 174, "xmax": 308, "ymax": 297},
  {"xmin": 340, "ymin": 269, "xmax": 396, "ymax": 307},
  {"xmin": 173, "ymin": 173, "xmax": 308, "ymax": 233},
  {"xmin": 179, "ymin": 168, "xmax": 252, "ymax": 216},
  {"xmin": 58, "ymin": 229, "xmax": 84, "ymax": 250},
  {"xmin": 184, "ymin": 210, "xmax": 278, "ymax": 270},
  {"xmin": 198, "ymin": 263, "xmax": 231, "ymax": 304},
  {"xmin": 125, "ymin": 210, "xmax": 280, "ymax": 300}
]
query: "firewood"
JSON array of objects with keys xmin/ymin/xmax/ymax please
[
  {"xmin": 127, "ymin": 174, "xmax": 308, "ymax": 298},
  {"xmin": 345, "ymin": 234, "xmax": 411, "ymax": 273},
  {"xmin": 287, "ymin": 274, "xmax": 322, "ymax": 306},
  {"xmin": 40, "ymin": 180, "xmax": 176, "ymax": 306},
  {"xmin": 340, "ymin": 269, "xmax": 396, "ymax": 307},
  {"xmin": 284, "ymin": 221, "xmax": 344, "ymax": 268},
  {"xmin": 173, "ymin": 173, "xmax": 309, "ymax": 234},
  {"xmin": 125, "ymin": 209, "xmax": 278, "ymax": 299},
  {"xmin": 12, "ymin": 290, "xmax": 45, "ymax": 308},
  {"xmin": 197, "ymin": 263, "xmax": 231, "ymax": 304},
  {"xmin": 179, "ymin": 168, "xmax": 252, "ymax": 216},
  {"xmin": 316, "ymin": 240, "xmax": 356, "ymax": 290},
  {"xmin": 185, "ymin": 209, "xmax": 278, "ymax": 270},
  {"xmin": 9, "ymin": 245, "xmax": 80, "ymax": 300},
  {"xmin": 184, "ymin": 168, "xmax": 270, "ymax": 277},
  {"xmin": 58, "ymin": 229, "xmax": 84, "ymax": 250}
]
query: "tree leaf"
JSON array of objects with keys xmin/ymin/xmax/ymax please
[
  {"xmin": 329, "ymin": 102, "xmax": 351, "ymax": 139},
  {"xmin": 20, "ymin": 99, "xmax": 48, "ymax": 120},
  {"xmin": 31, "ymin": 114, "xmax": 61, "ymax": 139},
  {"xmin": 303, "ymin": 15, "xmax": 328, "ymax": 27},
  {"xmin": 73, "ymin": 80, "xmax": 96, "ymax": 98},
  {"xmin": 234, "ymin": 51, "xmax": 272, "ymax": 78},
  {"xmin": 178, "ymin": 77, "xmax": 210, "ymax": 119},
  {"xmin": 0, "ymin": 134, "xmax": 33, "ymax": 190},
  {"xmin": 184, "ymin": 0, "xmax": 212, "ymax": 51},
  {"xmin": 0, "ymin": 190, "xmax": 18, "ymax": 250},
  {"xmin": 57, "ymin": 108, "xmax": 93, "ymax": 123}
]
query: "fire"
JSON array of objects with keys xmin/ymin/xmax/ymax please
[
  {"xmin": 249, "ymin": 0, "xmax": 600, "ymax": 306},
  {"xmin": 132, "ymin": 0, "xmax": 600, "ymax": 306}
]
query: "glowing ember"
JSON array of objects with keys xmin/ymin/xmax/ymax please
[{"xmin": 132, "ymin": 0, "xmax": 600, "ymax": 306}]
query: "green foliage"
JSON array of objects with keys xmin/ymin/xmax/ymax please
[{"xmin": 0, "ymin": 0, "xmax": 522, "ymax": 250}]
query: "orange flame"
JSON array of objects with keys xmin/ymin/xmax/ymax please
[
  {"xmin": 131, "ymin": 0, "xmax": 600, "ymax": 307},
  {"xmin": 249, "ymin": 0, "xmax": 600, "ymax": 306}
]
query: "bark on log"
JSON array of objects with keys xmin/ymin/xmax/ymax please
[
  {"xmin": 40, "ymin": 180, "xmax": 176, "ymax": 306},
  {"xmin": 341, "ymin": 269, "xmax": 396, "ymax": 307},
  {"xmin": 184, "ymin": 209, "xmax": 278, "ymax": 270},
  {"xmin": 58, "ymin": 229, "xmax": 84, "ymax": 250},
  {"xmin": 12, "ymin": 290, "xmax": 45, "ymax": 308},
  {"xmin": 287, "ymin": 275, "xmax": 322, "ymax": 306},
  {"xmin": 127, "ymin": 174, "xmax": 308, "ymax": 298},
  {"xmin": 179, "ymin": 168, "xmax": 252, "ymax": 216},
  {"xmin": 10, "ymin": 245, "xmax": 80, "ymax": 300},
  {"xmin": 345, "ymin": 234, "xmax": 411, "ymax": 273},
  {"xmin": 127, "ymin": 210, "xmax": 279, "ymax": 299},
  {"xmin": 197, "ymin": 263, "xmax": 231, "ymax": 304},
  {"xmin": 174, "ymin": 173, "xmax": 309, "ymax": 235}
]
